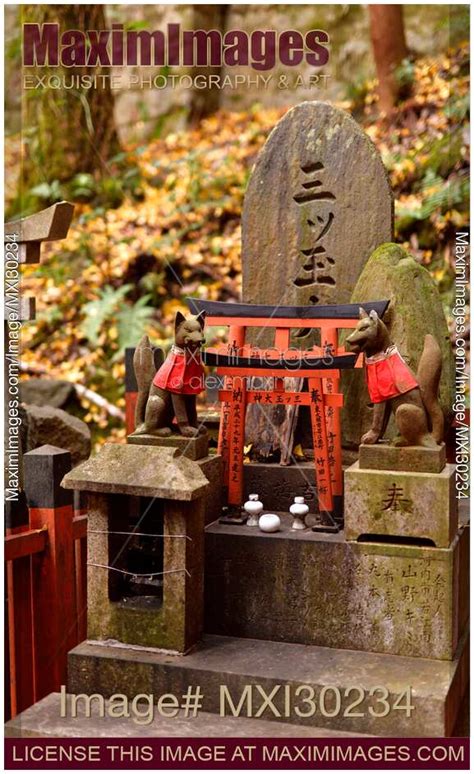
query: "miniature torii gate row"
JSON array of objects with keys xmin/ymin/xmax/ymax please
[{"xmin": 187, "ymin": 298, "xmax": 389, "ymax": 519}]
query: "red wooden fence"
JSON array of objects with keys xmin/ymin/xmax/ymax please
[{"xmin": 5, "ymin": 445, "xmax": 87, "ymax": 719}]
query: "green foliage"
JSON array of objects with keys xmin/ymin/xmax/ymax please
[
  {"xmin": 81, "ymin": 285, "xmax": 134, "ymax": 346},
  {"xmin": 81, "ymin": 284, "xmax": 155, "ymax": 361},
  {"xmin": 115, "ymin": 295, "xmax": 155, "ymax": 357}
]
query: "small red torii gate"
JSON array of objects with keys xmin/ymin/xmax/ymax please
[{"xmin": 187, "ymin": 298, "xmax": 389, "ymax": 520}]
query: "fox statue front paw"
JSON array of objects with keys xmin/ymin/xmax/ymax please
[
  {"xmin": 361, "ymin": 429, "xmax": 379, "ymax": 445},
  {"xmin": 179, "ymin": 425, "xmax": 199, "ymax": 438}
]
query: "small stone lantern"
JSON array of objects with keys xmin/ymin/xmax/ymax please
[{"xmin": 62, "ymin": 443, "xmax": 210, "ymax": 654}]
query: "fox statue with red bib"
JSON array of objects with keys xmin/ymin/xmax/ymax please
[
  {"xmin": 132, "ymin": 311, "xmax": 207, "ymax": 438},
  {"xmin": 346, "ymin": 307, "xmax": 444, "ymax": 448}
]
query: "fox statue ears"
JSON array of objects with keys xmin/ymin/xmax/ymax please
[
  {"xmin": 196, "ymin": 310, "xmax": 206, "ymax": 328},
  {"xmin": 174, "ymin": 310, "xmax": 206, "ymax": 330},
  {"xmin": 358, "ymin": 307, "xmax": 379, "ymax": 322}
]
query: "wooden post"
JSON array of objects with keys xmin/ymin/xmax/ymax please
[
  {"xmin": 23, "ymin": 445, "xmax": 76, "ymax": 701},
  {"xmin": 323, "ymin": 327, "xmax": 343, "ymax": 514},
  {"xmin": 308, "ymin": 377, "xmax": 333, "ymax": 515},
  {"xmin": 6, "ymin": 494, "xmax": 35, "ymax": 717},
  {"xmin": 225, "ymin": 325, "xmax": 247, "ymax": 508}
]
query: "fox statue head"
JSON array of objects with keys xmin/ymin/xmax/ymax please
[
  {"xmin": 174, "ymin": 311, "xmax": 206, "ymax": 351},
  {"xmin": 346, "ymin": 307, "xmax": 391, "ymax": 357}
]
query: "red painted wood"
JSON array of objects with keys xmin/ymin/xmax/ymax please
[
  {"xmin": 29, "ymin": 505, "xmax": 77, "ymax": 699},
  {"xmin": 219, "ymin": 390, "xmax": 343, "ymax": 408},
  {"xmin": 211, "ymin": 317, "xmax": 349, "ymax": 513},
  {"xmin": 274, "ymin": 327, "xmax": 290, "ymax": 350},
  {"xmin": 227, "ymin": 378, "xmax": 247, "ymax": 506},
  {"xmin": 214, "ymin": 366, "xmax": 343, "ymax": 379},
  {"xmin": 217, "ymin": 390, "xmax": 231, "ymax": 481},
  {"xmin": 72, "ymin": 514, "xmax": 87, "ymax": 540},
  {"xmin": 323, "ymin": 328, "xmax": 343, "ymax": 498},
  {"xmin": 308, "ymin": 377, "xmax": 333, "ymax": 513},
  {"xmin": 125, "ymin": 391, "xmax": 137, "ymax": 435},
  {"xmin": 5, "ymin": 530, "xmax": 47, "ymax": 562},
  {"xmin": 7, "ymin": 555, "xmax": 35, "ymax": 715},
  {"xmin": 205, "ymin": 315, "xmax": 362, "ymax": 329},
  {"xmin": 226, "ymin": 325, "xmax": 247, "ymax": 507}
]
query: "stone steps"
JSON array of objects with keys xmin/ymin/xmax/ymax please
[
  {"xmin": 5, "ymin": 692, "xmax": 366, "ymax": 738},
  {"xmin": 66, "ymin": 630, "xmax": 468, "ymax": 737}
]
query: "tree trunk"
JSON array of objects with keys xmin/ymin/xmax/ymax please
[
  {"xmin": 188, "ymin": 5, "xmax": 229, "ymax": 127},
  {"xmin": 20, "ymin": 4, "xmax": 120, "ymax": 193},
  {"xmin": 368, "ymin": 5, "xmax": 408, "ymax": 113}
]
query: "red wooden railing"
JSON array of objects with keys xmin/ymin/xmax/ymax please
[{"xmin": 5, "ymin": 446, "xmax": 87, "ymax": 719}]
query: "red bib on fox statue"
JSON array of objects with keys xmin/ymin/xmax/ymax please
[
  {"xmin": 365, "ymin": 345, "xmax": 419, "ymax": 404},
  {"xmin": 153, "ymin": 345, "xmax": 204, "ymax": 395}
]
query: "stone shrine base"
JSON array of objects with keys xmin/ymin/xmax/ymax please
[
  {"xmin": 5, "ymin": 692, "xmax": 367, "ymax": 739},
  {"xmin": 205, "ymin": 514, "xmax": 468, "ymax": 661},
  {"xmin": 37, "ymin": 630, "xmax": 464, "ymax": 737}
]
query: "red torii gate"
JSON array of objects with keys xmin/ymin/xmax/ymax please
[{"xmin": 187, "ymin": 298, "xmax": 389, "ymax": 520}]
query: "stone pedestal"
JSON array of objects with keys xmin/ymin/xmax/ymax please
[
  {"xmin": 204, "ymin": 514, "xmax": 468, "ymax": 660},
  {"xmin": 127, "ymin": 432, "xmax": 209, "ymax": 461},
  {"xmin": 344, "ymin": 461, "xmax": 457, "ymax": 547},
  {"xmin": 62, "ymin": 443, "xmax": 211, "ymax": 653},
  {"xmin": 358, "ymin": 442, "xmax": 446, "ymax": 473}
]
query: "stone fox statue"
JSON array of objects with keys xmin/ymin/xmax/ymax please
[
  {"xmin": 132, "ymin": 311, "xmax": 207, "ymax": 438},
  {"xmin": 346, "ymin": 308, "xmax": 444, "ymax": 448}
]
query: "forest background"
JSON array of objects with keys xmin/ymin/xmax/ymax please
[{"xmin": 4, "ymin": 3, "xmax": 470, "ymax": 444}]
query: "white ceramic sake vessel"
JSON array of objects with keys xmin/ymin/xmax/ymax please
[
  {"xmin": 290, "ymin": 496, "xmax": 309, "ymax": 530},
  {"xmin": 244, "ymin": 493, "xmax": 263, "ymax": 526}
]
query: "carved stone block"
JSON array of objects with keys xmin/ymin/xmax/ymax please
[
  {"xmin": 358, "ymin": 441, "xmax": 446, "ymax": 473},
  {"xmin": 344, "ymin": 461, "xmax": 457, "ymax": 548},
  {"xmin": 205, "ymin": 516, "xmax": 468, "ymax": 660}
]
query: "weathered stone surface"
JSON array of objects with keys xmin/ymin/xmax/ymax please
[
  {"xmin": 205, "ymin": 515, "xmax": 468, "ymax": 660},
  {"xmin": 344, "ymin": 462, "xmax": 457, "ymax": 548},
  {"xmin": 24, "ymin": 404, "xmax": 90, "ymax": 466},
  {"xmin": 242, "ymin": 101, "xmax": 393, "ymax": 313},
  {"xmin": 358, "ymin": 441, "xmax": 446, "ymax": 473},
  {"xmin": 87, "ymin": 491, "xmax": 204, "ymax": 653},
  {"xmin": 241, "ymin": 101, "xmax": 392, "ymax": 452},
  {"xmin": 5, "ymin": 691, "xmax": 365, "ymax": 738},
  {"xmin": 61, "ymin": 443, "xmax": 209, "ymax": 501},
  {"xmin": 342, "ymin": 243, "xmax": 455, "ymax": 448},
  {"xmin": 20, "ymin": 378, "xmax": 79, "ymax": 410},
  {"xmin": 244, "ymin": 461, "xmax": 318, "ymax": 512},
  {"xmin": 198, "ymin": 454, "xmax": 224, "ymax": 525},
  {"xmin": 127, "ymin": 432, "xmax": 209, "ymax": 461},
  {"xmin": 66, "ymin": 632, "xmax": 469, "ymax": 737}
]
